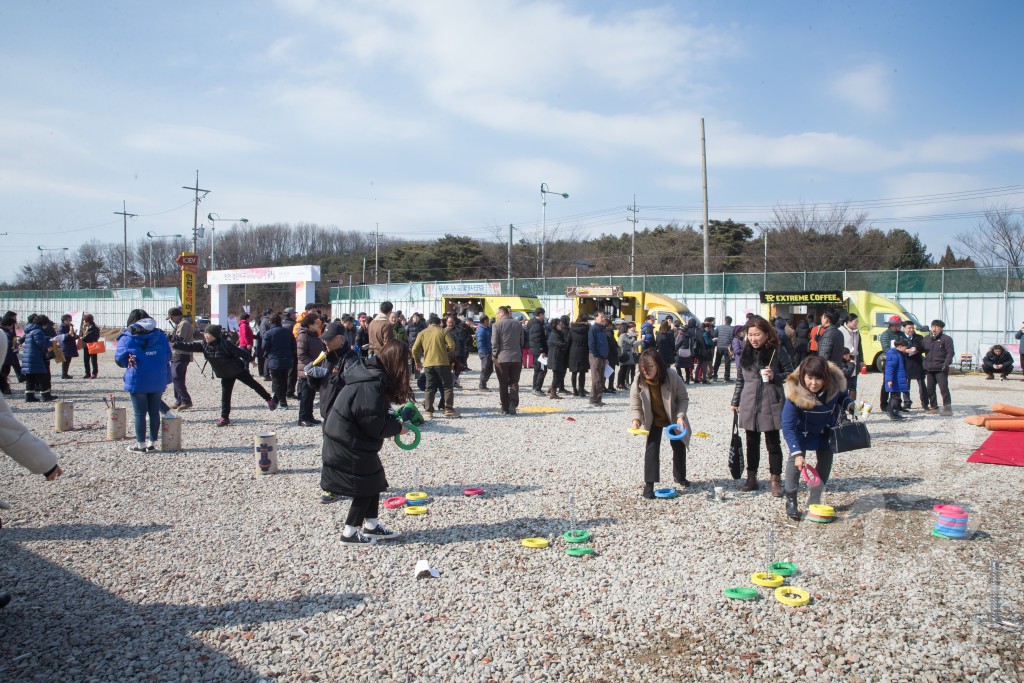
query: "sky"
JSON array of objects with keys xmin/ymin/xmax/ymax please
[{"xmin": 2, "ymin": 0, "xmax": 1023, "ymax": 282}]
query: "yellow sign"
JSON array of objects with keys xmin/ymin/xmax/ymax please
[{"xmin": 181, "ymin": 269, "xmax": 196, "ymax": 317}]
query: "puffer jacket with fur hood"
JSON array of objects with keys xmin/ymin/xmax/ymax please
[{"xmin": 781, "ymin": 362, "xmax": 854, "ymax": 454}]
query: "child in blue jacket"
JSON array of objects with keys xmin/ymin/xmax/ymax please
[
  {"xmin": 884, "ymin": 339, "xmax": 910, "ymax": 420},
  {"xmin": 781, "ymin": 356, "xmax": 855, "ymax": 521}
]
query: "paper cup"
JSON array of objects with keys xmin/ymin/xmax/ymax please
[
  {"xmin": 714, "ymin": 486, "xmax": 725, "ymax": 500},
  {"xmin": 760, "ymin": 368, "xmax": 770, "ymax": 383}
]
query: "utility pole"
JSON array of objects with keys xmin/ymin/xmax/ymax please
[
  {"xmin": 507, "ymin": 223, "xmax": 513, "ymax": 289},
  {"xmin": 182, "ymin": 170, "xmax": 210, "ymax": 257},
  {"xmin": 700, "ymin": 118, "xmax": 710, "ymax": 290},
  {"xmin": 627, "ymin": 194, "xmax": 639, "ymax": 278},
  {"xmin": 114, "ymin": 201, "xmax": 137, "ymax": 288},
  {"xmin": 374, "ymin": 223, "xmax": 379, "ymax": 284}
]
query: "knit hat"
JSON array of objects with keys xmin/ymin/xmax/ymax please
[{"xmin": 205, "ymin": 324, "xmax": 223, "ymax": 338}]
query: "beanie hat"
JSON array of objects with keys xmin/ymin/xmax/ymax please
[{"xmin": 205, "ymin": 324, "xmax": 223, "ymax": 338}]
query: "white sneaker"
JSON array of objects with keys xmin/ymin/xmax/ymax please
[
  {"xmin": 340, "ymin": 531, "xmax": 377, "ymax": 547},
  {"xmin": 127, "ymin": 443, "xmax": 147, "ymax": 453},
  {"xmin": 362, "ymin": 522, "xmax": 401, "ymax": 540}
]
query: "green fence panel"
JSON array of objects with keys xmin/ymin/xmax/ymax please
[{"xmin": 898, "ymin": 269, "xmax": 942, "ymax": 294}]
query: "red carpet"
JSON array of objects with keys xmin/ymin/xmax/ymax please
[{"xmin": 968, "ymin": 431, "xmax": 1024, "ymax": 467}]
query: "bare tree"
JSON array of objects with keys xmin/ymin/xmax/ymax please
[
  {"xmin": 955, "ymin": 206, "xmax": 1024, "ymax": 275},
  {"xmin": 765, "ymin": 202, "xmax": 870, "ymax": 272}
]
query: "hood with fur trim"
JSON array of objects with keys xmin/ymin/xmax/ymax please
[{"xmin": 783, "ymin": 362, "xmax": 847, "ymax": 410}]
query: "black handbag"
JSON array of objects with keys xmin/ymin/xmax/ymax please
[
  {"xmin": 728, "ymin": 414, "xmax": 744, "ymax": 479},
  {"xmin": 828, "ymin": 406, "xmax": 871, "ymax": 453}
]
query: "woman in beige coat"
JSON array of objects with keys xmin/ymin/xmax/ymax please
[{"xmin": 630, "ymin": 349, "xmax": 692, "ymax": 498}]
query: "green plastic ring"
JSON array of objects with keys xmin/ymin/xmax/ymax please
[
  {"xmin": 723, "ymin": 587, "xmax": 759, "ymax": 601},
  {"xmin": 769, "ymin": 562, "xmax": 798, "ymax": 577},
  {"xmin": 806, "ymin": 515, "xmax": 834, "ymax": 524},
  {"xmin": 563, "ymin": 529, "xmax": 591, "ymax": 543},
  {"xmin": 565, "ymin": 546, "xmax": 594, "ymax": 557},
  {"xmin": 395, "ymin": 424, "xmax": 421, "ymax": 450}
]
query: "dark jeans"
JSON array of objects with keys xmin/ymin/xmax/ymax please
[
  {"xmin": 745, "ymin": 429, "xmax": 783, "ymax": 475},
  {"xmin": 925, "ymin": 369, "xmax": 951, "ymax": 408},
  {"xmin": 617, "ymin": 364, "xmax": 635, "ymax": 388},
  {"xmin": 269, "ymin": 368, "xmax": 290, "ymax": 405},
  {"xmin": 552, "ymin": 368, "xmax": 568, "ymax": 393},
  {"xmin": 644, "ymin": 425, "xmax": 686, "ymax": 483},
  {"xmin": 423, "ymin": 365, "xmax": 454, "ymax": 411},
  {"xmin": 494, "ymin": 361, "xmax": 522, "ymax": 411},
  {"xmin": 785, "ymin": 446, "xmax": 833, "ymax": 494},
  {"xmin": 130, "ymin": 391, "xmax": 162, "ymax": 443},
  {"xmin": 345, "ymin": 494, "xmax": 381, "ymax": 527},
  {"xmin": 910, "ymin": 377, "xmax": 927, "ymax": 407},
  {"xmin": 297, "ymin": 377, "xmax": 316, "ymax": 422},
  {"xmin": 171, "ymin": 356, "xmax": 192, "ymax": 406},
  {"xmin": 255, "ymin": 337, "xmax": 266, "ymax": 377},
  {"xmin": 82, "ymin": 351, "xmax": 98, "ymax": 377},
  {"xmin": 61, "ymin": 360, "xmax": 74, "ymax": 377},
  {"xmin": 571, "ymin": 370, "xmax": 588, "ymax": 394},
  {"xmin": 478, "ymin": 353, "xmax": 493, "ymax": 389},
  {"xmin": 712, "ymin": 348, "xmax": 732, "ymax": 380},
  {"xmin": 532, "ymin": 358, "xmax": 548, "ymax": 392},
  {"xmin": 221, "ymin": 371, "xmax": 271, "ymax": 419}
]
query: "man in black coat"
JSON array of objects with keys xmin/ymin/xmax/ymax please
[
  {"xmin": 816, "ymin": 311, "xmax": 846, "ymax": 366},
  {"xmin": 921, "ymin": 319, "xmax": 955, "ymax": 416},
  {"xmin": 526, "ymin": 308, "xmax": 549, "ymax": 396},
  {"xmin": 902, "ymin": 320, "xmax": 927, "ymax": 410},
  {"xmin": 982, "ymin": 344, "xmax": 1015, "ymax": 380}
]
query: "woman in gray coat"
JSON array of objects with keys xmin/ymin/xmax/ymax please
[{"xmin": 729, "ymin": 316, "xmax": 794, "ymax": 497}]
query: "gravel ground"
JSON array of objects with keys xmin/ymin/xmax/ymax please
[{"xmin": 1, "ymin": 354, "xmax": 1023, "ymax": 682}]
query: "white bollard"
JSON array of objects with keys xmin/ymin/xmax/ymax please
[
  {"xmin": 54, "ymin": 400, "xmax": 74, "ymax": 432},
  {"xmin": 161, "ymin": 415, "xmax": 182, "ymax": 452},
  {"xmin": 255, "ymin": 432, "xmax": 278, "ymax": 475},
  {"xmin": 106, "ymin": 407, "xmax": 127, "ymax": 441}
]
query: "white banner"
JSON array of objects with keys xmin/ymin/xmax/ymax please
[
  {"xmin": 207, "ymin": 265, "xmax": 320, "ymax": 285},
  {"xmin": 423, "ymin": 282, "xmax": 501, "ymax": 297}
]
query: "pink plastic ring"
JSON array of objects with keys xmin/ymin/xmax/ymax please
[
  {"xmin": 933, "ymin": 504, "xmax": 964, "ymax": 515},
  {"xmin": 801, "ymin": 465, "xmax": 822, "ymax": 487},
  {"xmin": 463, "ymin": 487, "xmax": 485, "ymax": 496},
  {"xmin": 384, "ymin": 496, "xmax": 407, "ymax": 509}
]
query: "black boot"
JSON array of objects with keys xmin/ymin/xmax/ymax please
[
  {"xmin": 887, "ymin": 397, "xmax": 904, "ymax": 420},
  {"xmin": 642, "ymin": 483, "xmax": 655, "ymax": 499},
  {"xmin": 786, "ymin": 491, "xmax": 800, "ymax": 521},
  {"xmin": 41, "ymin": 392, "xmax": 57, "ymax": 402},
  {"xmin": 25, "ymin": 392, "xmax": 39, "ymax": 403}
]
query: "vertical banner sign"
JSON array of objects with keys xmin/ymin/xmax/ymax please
[{"xmin": 176, "ymin": 252, "xmax": 199, "ymax": 317}]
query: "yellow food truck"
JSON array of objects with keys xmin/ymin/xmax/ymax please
[
  {"xmin": 568, "ymin": 286, "xmax": 696, "ymax": 325},
  {"xmin": 441, "ymin": 295, "xmax": 542, "ymax": 323},
  {"xmin": 760, "ymin": 289, "xmax": 927, "ymax": 371}
]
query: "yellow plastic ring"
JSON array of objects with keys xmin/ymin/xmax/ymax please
[
  {"xmin": 521, "ymin": 537, "xmax": 549, "ymax": 549},
  {"xmin": 774, "ymin": 586, "xmax": 810, "ymax": 607},
  {"xmin": 628, "ymin": 427, "xmax": 650, "ymax": 436},
  {"xmin": 405, "ymin": 505, "xmax": 429, "ymax": 515},
  {"xmin": 808, "ymin": 504, "xmax": 835, "ymax": 517},
  {"xmin": 406, "ymin": 491, "xmax": 428, "ymax": 502},
  {"xmin": 751, "ymin": 572, "xmax": 785, "ymax": 587}
]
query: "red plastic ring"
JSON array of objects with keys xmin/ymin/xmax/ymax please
[
  {"xmin": 463, "ymin": 487, "xmax": 485, "ymax": 496},
  {"xmin": 384, "ymin": 496, "xmax": 407, "ymax": 509},
  {"xmin": 933, "ymin": 504, "xmax": 964, "ymax": 515}
]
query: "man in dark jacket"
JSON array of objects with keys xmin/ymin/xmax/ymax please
[
  {"xmin": 816, "ymin": 311, "xmax": 846, "ymax": 366},
  {"xmin": 640, "ymin": 315, "xmax": 655, "ymax": 351},
  {"xmin": 167, "ymin": 307, "xmax": 194, "ymax": 410},
  {"xmin": 261, "ymin": 315, "xmax": 295, "ymax": 409},
  {"xmin": 982, "ymin": 344, "xmax": 1014, "ymax": 380},
  {"xmin": 491, "ymin": 306, "xmax": 524, "ymax": 415},
  {"xmin": 172, "ymin": 324, "xmax": 274, "ymax": 426},
  {"xmin": 921, "ymin": 319, "xmax": 954, "ymax": 415},
  {"xmin": 526, "ymin": 308, "xmax": 549, "ymax": 396},
  {"xmin": 282, "ymin": 308, "xmax": 299, "ymax": 398},
  {"xmin": 902, "ymin": 320, "xmax": 927, "ymax": 410},
  {"xmin": 588, "ymin": 312, "xmax": 609, "ymax": 406},
  {"xmin": 316, "ymin": 322, "xmax": 363, "ymax": 419},
  {"xmin": 406, "ymin": 313, "xmax": 426, "ymax": 349},
  {"xmin": 475, "ymin": 316, "xmax": 493, "ymax": 391},
  {"xmin": 712, "ymin": 316, "xmax": 734, "ymax": 382},
  {"xmin": 296, "ymin": 315, "xmax": 326, "ymax": 427}
]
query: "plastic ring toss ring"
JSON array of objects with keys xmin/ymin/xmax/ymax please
[
  {"xmin": 406, "ymin": 491, "xmax": 428, "ymax": 502},
  {"xmin": 801, "ymin": 466, "xmax": 822, "ymax": 488},
  {"xmin": 566, "ymin": 546, "xmax": 594, "ymax": 557},
  {"xmin": 405, "ymin": 505, "xmax": 428, "ymax": 515},
  {"xmin": 724, "ymin": 587, "xmax": 759, "ymax": 601},
  {"xmin": 932, "ymin": 528, "xmax": 965, "ymax": 539},
  {"xmin": 463, "ymin": 487, "xmax": 485, "ymax": 497},
  {"xmin": 937, "ymin": 513, "xmax": 968, "ymax": 523},
  {"xmin": 521, "ymin": 537, "xmax": 549, "ymax": 549},
  {"xmin": 933, "ymin": 504, "xmax": 964, "ymax": 516},
  {"xmin": 654, "ymin": 488, "xmax": 677, "ymax": 499},
  {"xmin": 395, "ymin": 424, "xmax": 421, "ymax": 451},
  {"xmin": 769, "ymin": 562, "xmax": 798, "ymax": 577},
  {"xmin": 563, "ymin": 529, "xmax": 591, "ymax": 544},
  {"xmin": 774, "ymin": 586, "xmax": 810, "ymax": 607},
  {"xmin": 751, "ymin": 572, "xmax": 785, "ymax": 588},
  {"xmin": 666, "ymin": 424, "xmax": 688, "ymax": 441},
  {"xmin": 808, "ymin": 504, "xmax": 834, "ymax": 517},
  {"xmin": 628, "ymin": 427, "xmax": 649, "ymax": 436},
  {"xmin": 806, "ymin": 514, "xmax": 834, "ymax": 524},
  {"xmin": 383, "ymin": 496, "xmax": 407, "ymax": 509}
]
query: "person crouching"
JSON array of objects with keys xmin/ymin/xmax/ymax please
[
  {"xmin": 320, "ymin": 340, "xmax": 414, "ymax": 546},
  {"xmin": 629, "ymin": 349, "xmax": 692, "ymax": 499}
]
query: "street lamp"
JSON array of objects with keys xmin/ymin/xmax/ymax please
[
  {"xmin": 146, "ymin": 231, "xmax": 183, "ymax": 287},
  {"xmin": 37, "ymin": 246, "xmax": 69, "ymax": 252},
  {"xmin": 539, "ymin": 183, "xmax": 569, "ymax": 279},
  {"xmin": 206, "ymin": 213, "xmax": 249, "ymax": 270}
]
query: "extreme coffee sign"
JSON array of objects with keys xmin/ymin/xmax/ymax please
[{"xmin": 759, "ymin": 291, "xmax": 844, "ymax": 305}]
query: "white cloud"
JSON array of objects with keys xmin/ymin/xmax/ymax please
[
  {"xmin": 488, "ymin": 157, "xmax": 586, "ymax": 193},
  {"xmin": 271, "ymin": 85, "xmax": 432, "ymax": 142},
  {"xmin": 0, "ymin": 170, "xmax": 131, "ymax": 203},
  {"xmin": 882, "ymin": 172, "xmax": 987, "ymax": 218},
  {"xmin": 832, "ymin": 63, "xmax": 891, "ymax": 114},
  {"xmin": 123, "ymin": 124, "xmax": 262, "ymax": 156}
]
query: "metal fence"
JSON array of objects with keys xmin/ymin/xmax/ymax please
[{"xmin": 0, "ymin": 287, "xmax": 181, "ymax": 329}]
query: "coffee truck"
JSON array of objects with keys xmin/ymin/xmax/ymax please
[
  {"xmin": 441, "ymin": 294, "xmax": 542, "ymax": 323},
  {"xmin": 759, "ymin": 289, "xmax": 927, "ymax": 371},
  {"xmin": 568, "ymin": 286, "xmax": 696, "ymax": 325}
]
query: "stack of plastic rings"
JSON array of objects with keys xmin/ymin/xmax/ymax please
[
  {"xmin": 933, "ymin": 504, "xmax": 968, "ymax": 539},
  {"xmin": 806, "ymin": 504, "xmax": 836, "ymax": 524},
  {"xmin": 405, "ymin": 491, "xmax": 429, "ymax": 515},
  {"xmin": 563, "ymin": 529, "xmax": 594, "ymax": 556}
]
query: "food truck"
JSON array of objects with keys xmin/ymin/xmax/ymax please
[
  {"xmin": 441, "ymin": 295, "xmax": 542, "ymax": 323},
  {"xmin": 759, "ymin": 289, "xmax": 927, "ymax": 371},
  {"xmin": 568, "ymin": 286, "xmax": 696, "ymax": 325}
]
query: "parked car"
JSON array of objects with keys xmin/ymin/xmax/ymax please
[{"xmin": 194, "ymin": 316, "xmax": 210, "ymax": 336}]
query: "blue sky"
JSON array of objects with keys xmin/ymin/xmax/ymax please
[{"xmin": 2, "ymin": 0, "xmax": 1023, "ymax": 281}]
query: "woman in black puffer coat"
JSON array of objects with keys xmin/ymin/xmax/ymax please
[
  {"xmin": 321, "ymin": 340, "xmax": 414, "ymax": 546},
  {"xmin": 566, "ymin": 317, "xmax": 591, "ymax": 397}
]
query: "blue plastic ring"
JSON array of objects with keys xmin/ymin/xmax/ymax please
[
  {"xmin": 937, "ymin": 514, "xmax": 968, "ymax": 524},
  {"xmin": 654, "ymin": 487, "xmax": 677, "ymax": 498},
  {"xmin": 666, "ymin": 424, "xmax": 688, "ymax": 441},
  {"xmin": 934, "ymin": 524, "xmax": 967, "ymax": 536}
]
